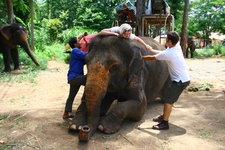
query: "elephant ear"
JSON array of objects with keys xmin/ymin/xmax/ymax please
[
  {"xmin": 0, "ymin": 25, "xmax": 11, "ymax": 41},
  {"xmin": 128, "ymin": 45, "xmax": 144, "ymax": 82}
]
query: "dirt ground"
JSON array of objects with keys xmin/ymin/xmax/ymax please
[{"xmin": 0, "ymin": 58, "xmax": 225, "ymax": 150}]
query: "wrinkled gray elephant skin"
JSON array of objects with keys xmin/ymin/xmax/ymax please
[
  {"xmin": 70, "ymin": 35, "xmax": 171, "ymax": 141},
  {"xmin": 0, "ymin": 23, "xmax": 39, "ymax": 72}
]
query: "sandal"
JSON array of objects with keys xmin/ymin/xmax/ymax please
[{"xmin": 62, "ymin": 113, "xmax": 75, "ymax": 119}]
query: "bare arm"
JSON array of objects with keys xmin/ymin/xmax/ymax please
[
  {"xmin": 142, "ymin": 55, "xmax": 157, "ymax": 61},
  {"xmin": 134, "ymin": 36, "xmax": 163, "ymax": 54},
  {"xmin": 134, "ymin": 36, "xmax": 152, "ymax": 51},
  {"xmin": 149, "ymin": 49, "xmax": 162, "ymax": 54},
  {"xmin": 99, "ymin": 29, "xmax": 119, "ymax": 36}
]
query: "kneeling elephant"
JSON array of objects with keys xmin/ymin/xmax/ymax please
[{"xmin": 69, "ymin": 35, "xmax": 171, "ymax": 141}]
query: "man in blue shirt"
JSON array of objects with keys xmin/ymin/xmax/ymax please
[{"xmin": 62, "ymin": 37, "xmax": 87, "ymax": 119}]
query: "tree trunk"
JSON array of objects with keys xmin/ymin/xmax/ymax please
[
  {"xmin": 47, "ymin": 0, "xmax": 52, "ymax": 19},
  {"xmin": 5, "ymin": 0, "xmax": 15, "ymax": 23},
  {"xmin": 136, "ymin": 0, "xmax": 145, "ymax": 36},
  {"xmin": 180, "ymin": 0, "xmax": 189, "ymax": 57},
  {"xmin": 30, "ymin": 0, "xmax": 34, "ymax": 51}
]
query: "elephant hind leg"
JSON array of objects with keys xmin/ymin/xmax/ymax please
[{"xmin": 69, "ymin": 102, "xmax": 87, "ymax": 131}]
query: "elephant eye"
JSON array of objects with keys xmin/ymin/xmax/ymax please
[{"xmin": 109, "ymin": 64, "xmax": 119, "ymax": 74}]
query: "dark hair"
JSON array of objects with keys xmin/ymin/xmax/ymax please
[
  {"xmin": 167, "ymin": 31, "xmax": 179, "ymax": 45},
  {"xmin": 68, "ymin": 37, "xmax": 77, "ymax": 48},
  {"xmin": 83, "ymin": 32, "xmax": 88, "ymax": 36}
]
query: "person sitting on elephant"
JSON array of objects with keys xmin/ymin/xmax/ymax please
[
  {"xmin": 99, "ymin": 23, "xmax": 152, "ymax": 51},
  {"xmin": 62, "ymin": 37, "xmax": 87, "ymax": 119},
  {"xmin": 142, "ymin": 31, "xmax": 190, "ymax": 130},
  {"xmin": 64, "ymin": 32, "xmax": 88, "ymax": 53},
  {"xmin": 77, "ymin": 32, "xmax": 88, "ymax": 41}
]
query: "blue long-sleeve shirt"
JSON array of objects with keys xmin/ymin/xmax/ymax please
[{"xmin": 67, "ymin": 48, "xmax": 87, "ymax": 82}]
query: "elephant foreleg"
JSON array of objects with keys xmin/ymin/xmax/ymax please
[
  {"xmin": 69, "ymin": 102, "xmax": 87, "ymax": 131},
  {"xmin": 2, "ymin": 48, "xmax": 12, "ymax": 72},
  {"xmin": 99, "ymin": 93, "xmax": 118, "ymax": 117},
  {"xmin": 98, "ymin": 97, "xmax": 147, "ymax": 134},
  {"xmin": 186, "ymin": 48, "xmax": 189, "ymax": 58},
  {"xmin": 11, "ymin": 48, "xmax": 20, "ymax": 70},
  {"xmin": 190, "ymin": 51, "xmax": 194, "ymax": 58}
]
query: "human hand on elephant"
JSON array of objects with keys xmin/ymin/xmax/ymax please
[{"xmin": 145, "ymin": 44, "xmax": 153, "ymax": 52}]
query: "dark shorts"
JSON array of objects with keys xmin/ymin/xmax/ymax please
[{"xmin": 163, "ymin": 80, "xmax": 190, "ymax": 104}]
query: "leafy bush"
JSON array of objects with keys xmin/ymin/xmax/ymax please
[
  {"xmin": 45, "ymin": 18, "xmax": 63, "ymax": 42},
  {"xmin": 194, "ymin": 48, "xmax": 215, "ymax": 58},
  {"xmin": 58, "ymin": 26, "xmax": 98, "ymax": 45},
  {"xmin": 0, "ymin": 54, "xmax": 3, "ymax": 71},
  {"xmin": 193, "ymin": 43, "xmax": 225, "ymax": 58},
  {"xmin": 44, "ymin": 43, "xmax": 67, "ymax": 62},
  {"xmin": 34, "ymin": 25, "xmax": 50, "ymax": 50},
  {"xmin": 214, "ymin": 43, "xmax": 225, "ymax": 56},
  {"xmin": 19, "ymin": 49, "xmax": 48, "ymax": 71}
]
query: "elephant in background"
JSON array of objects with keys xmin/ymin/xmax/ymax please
[
  {"xmin": 0, "ymin": 23, "xmax": 40, "ymax": 72},
  {"xmin": 69, "ymin": 35, "xmax": 171, "ymax": 141},
  {"xmin": 186, "ymin": 36, "xmax": 196, "ymax": 58}
]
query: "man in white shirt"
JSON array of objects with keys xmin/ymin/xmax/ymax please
[{"xmin": 142, "ymin": 31, "xmax": 190, "ymax": 130}]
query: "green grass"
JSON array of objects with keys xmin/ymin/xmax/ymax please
[{"xmin": 197, "ymin": 129, "xmax": 211, "ymax": 139}]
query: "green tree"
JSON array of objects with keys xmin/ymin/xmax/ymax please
[
  {"xmin": 37, "ymin": 0, "xmax": 79, "ymax": 29},
  {"xmin": 13, "ymin": 0, "xmax": 30, "ymax": 25},
  {"xmin": 167, "ymin": 0, "xmax": 184, "ymax": 33},
  {"xmin": 75, "ymin": 0, "xmax": 123, "ymax": 31},
  {"xmin": 188, "ymin": 0, "xmax": 225, "ymax": 43}
]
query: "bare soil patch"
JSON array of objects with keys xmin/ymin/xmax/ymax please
[{"xmin": 0, "ymin": 58, "xmax": 225, "ymax": 150}]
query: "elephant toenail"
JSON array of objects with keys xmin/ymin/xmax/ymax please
[
  {"xmin": 69, "ymin": 124, "xmax": 76, "ymax": 130},
  {"xmin": 98, "ymin": 125, "xmax": 104, "ymax": 131}
]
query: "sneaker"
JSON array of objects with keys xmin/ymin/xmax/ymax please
[
  {"xmin": 152, "ymin": 122, "xmax": 169, "ymax": 130},
  {"xmin": 153, "ymin": 114, "xmax": 163, "ymax": 122}
]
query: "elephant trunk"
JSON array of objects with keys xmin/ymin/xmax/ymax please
[
  {"xmin": 26, "ymin": 49, "xmax": 40, "ymax": 66},
  {"xmin": 78, "ymin": 62, "xmax": 109, "ymax": 141},
  {"xmin": 20, "ymin": 35, "xmax": 40, "ymax": 66}
]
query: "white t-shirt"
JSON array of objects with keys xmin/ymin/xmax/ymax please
[
  {"xmin": 110, "ymin": 26, "xmax": 135, "ymax": 40},
  {"xmin": 155, "ymin": 44, "xmax": 190, "ymax": 82}
]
